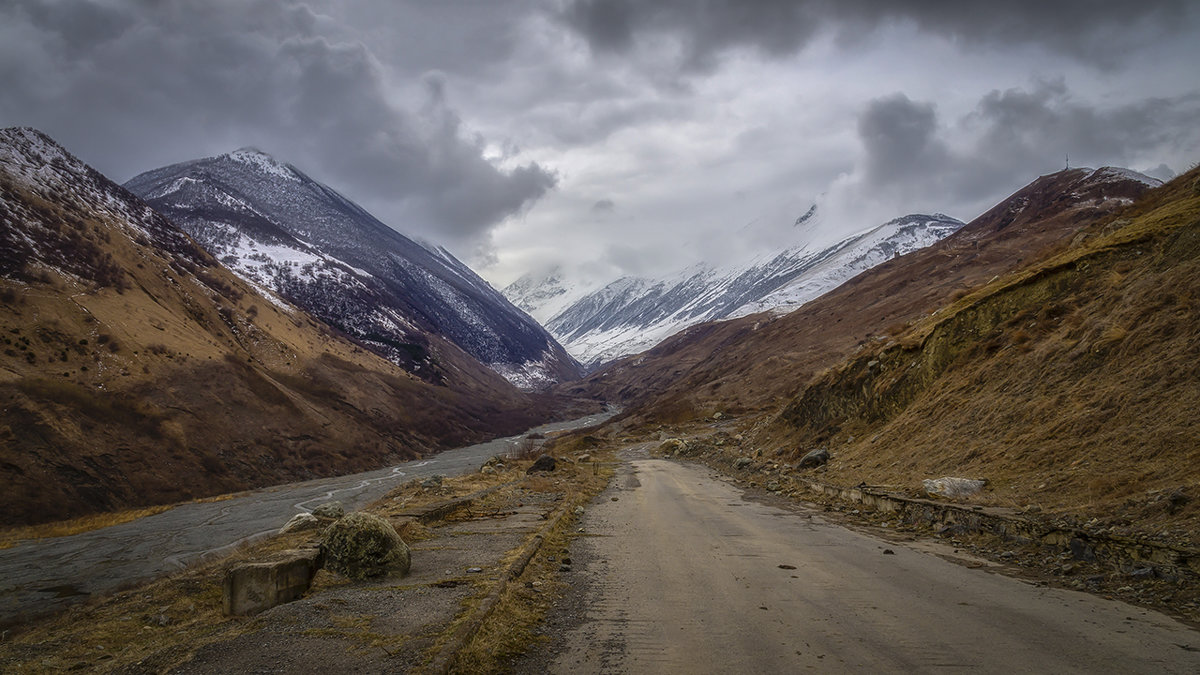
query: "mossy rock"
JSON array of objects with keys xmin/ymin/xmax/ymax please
[{"xmin": 320, "ymin": 512, "xmax": 411, "ymax": 580}]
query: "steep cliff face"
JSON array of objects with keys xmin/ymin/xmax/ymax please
[
  {"xmin": 0, "ymin": 128, "xmax": 554, "ymax": 526},
  {"xmin": 126, "ymin": 148, "xmax": 580, "ymax": 389}
]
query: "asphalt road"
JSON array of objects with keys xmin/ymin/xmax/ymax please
[
  {"xmin": 541, "ymin": 456, "xmax": 1200, "ymax": 673},
  {"xmin": 0, "ymin": 410, "xmax": 612, "ymax": 625}
]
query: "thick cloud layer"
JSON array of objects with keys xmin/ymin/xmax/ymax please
[
  {"xmin": 561, "ymin": 0, "xmax": 1195, "ymax": 71},
  {"xmin": 0, "ymin": 0, "xmax": 554, "ymax": 249},
  {"xmin": 2, "ymin": 0, "xmax": 1197, "ymax": 288}
]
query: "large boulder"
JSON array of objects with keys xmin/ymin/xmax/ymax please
[
  {"xmin": 311, "ymin": 501, "xmax": 344, "ymax": 519},
  {"xmin": 798, "ymin": 448, "xmax": 830, "ymax": 469},
  {"xmin": 320, "ymin": 512, "xmax": 411, "ymax": 580},
  {"xmin": 279, "ymin": 513, "xmax": 321, "ymax": 535},
  {"xmin": 527, "ymin": 455, "xmax": 557, "ymax": 474}
]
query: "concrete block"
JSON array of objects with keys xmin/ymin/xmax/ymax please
[{"xmin": 223, "ymin": 548, "xmax": 323, "ymax": 616}]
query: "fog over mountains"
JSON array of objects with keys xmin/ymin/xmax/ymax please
[{"xmin": 506, "ymin": 210, "xmax": 964, "ymax": 367}]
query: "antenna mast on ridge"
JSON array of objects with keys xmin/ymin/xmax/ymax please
[{"xmin": 1065, "ymin": 153, "xmax": 1070, "ymax": 170}]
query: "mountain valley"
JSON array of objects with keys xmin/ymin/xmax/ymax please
[{"xmin": 0, "ymin": 128, "xmax": 581, "ymax": 527}]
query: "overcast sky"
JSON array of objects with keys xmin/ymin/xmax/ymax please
[{"xmin": 3, "ymin": 1, "xmax": 1198, "ymax": 290}]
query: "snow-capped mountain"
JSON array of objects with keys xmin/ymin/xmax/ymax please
[
  {"xmin": 125, "ymin": 148, "xmax": 580, "ymax": 388},
  {"xmin": 507, "ymin": 211, "xmax": 963, "ymax": 368}
]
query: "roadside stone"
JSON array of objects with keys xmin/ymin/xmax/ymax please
[
  {"xmin": 527, "ymin": 455, "xmax": 557, "ymax": 474},
  {"xmin": 320, "ymin": 512, "xmax": 411, "ymax": 580},
  {"xmin": 481, "ymin": 466, "xmax": 496, "ymax": 475},
  {"xmin": 766, "ymin": 482, "xmax": 781, "ymax": 492},
  {"xmin": 573, "ymin": 506, "xmax": 585, "ymax": 515},
  {"xmin": 311, "ymin": 501, "xmax": 344, "ymax": 519},
  {"xmin": 223, "ymin": 548, "xmax": 323, "ymax": 616},
  {"xmin": 279, "ymin": 513, "xmax": 321, "ymax": 535},
  {"xmin": 660, "ymin": 438, "xmax": 687, "ymax": 456},
  {"xmin": 734, "ymin": 457, "xmax": 753, "ymax": 470},
  {"xmin": 922, "ymin": 477, "xmax": 986, "ymax": 499},
  {"xmin": 422, "ymin": 475, "xmax": 445, "ymax": 488},
  {"xmin": 798, "ymin": 448, "xmax": 829, "ymax": 469},
  {"xmin": 577, "ymin": 454, "xmax": 591, "ymax": 462},
  {"xmin": 1069, "ymin": 538, "xmax": 1097, "ymax": 562}
]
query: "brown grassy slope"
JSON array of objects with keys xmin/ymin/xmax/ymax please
[
  {"xmin": 0, "ymin": 134, "xmax": 555, "ymax": 527},
  {"xmin": 771, "ymin": 167, "xmax": 1200, "ymax": 533},
  {"xmin": 564, "ymin": 168, "xmax": 1154, "ymax": 423}
]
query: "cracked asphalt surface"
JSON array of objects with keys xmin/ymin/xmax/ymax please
[{"xmin": 526, "ymin": 455, "xmax": 1200, "ymax": 673}]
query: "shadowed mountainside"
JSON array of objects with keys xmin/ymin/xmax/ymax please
[{"xmin": 0, "ymin": 128, "xmax": 572, "ymax": 527}]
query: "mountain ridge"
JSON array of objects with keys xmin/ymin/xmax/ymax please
[
  {"xmin": 506, "ymin": 211, "xmax": 964, "ymax": 367},
  {"xmin": 125, "ymin": 148, "xmax": 581, "ymax": 389},
  {"xmin": 0, "ymin": 127, "xmax": 570, "ymax": 526}
]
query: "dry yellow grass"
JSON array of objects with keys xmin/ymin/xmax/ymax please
[
  {"xmin": 0, "ymin": 503, "xmax": 175, "ymax": 549},
  {"xmin": 761, "ymin": 167, "xmax": 1200, "ymax": 541}
]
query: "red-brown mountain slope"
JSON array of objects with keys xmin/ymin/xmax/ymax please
[{"xmin": 0, "ymin": 128, "xmax": 563, "ymax": 527}]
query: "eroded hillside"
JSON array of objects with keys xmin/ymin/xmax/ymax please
[
  {"xmin": 0, "ymin": 128, "xmax": 562, "ymax": 527},
  {"xmin": 769, "ymin": 167, "xmax": 1200, "ymax": 533}
]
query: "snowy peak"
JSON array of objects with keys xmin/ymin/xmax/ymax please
[
  {"xmin": 223, "ymin": 147, "xmax": 301, "ymax": 183},
  {"xmin": 126, "ymin": 149, "xmax": 581, "ymax": 388},
  {"xmin": 519, "ymin": 212, "xmax": 964, "ymax": 368}
]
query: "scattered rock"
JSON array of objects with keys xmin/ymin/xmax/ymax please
[
  {"xmin": 766, "ymin": 482, "xmax": 780, "ymax": 492},
  {"xmin": 320, "ymin": 512, "xmax": 411, "ymax": 580},
  {"xmin": 733, "ymin": 457, "xmax": 753, "ymax": 470},
  {"xmin": 778, "ymin": 564, "xmax": 796, "ymax": 570},
  {"xmin": 421, "ymin": 475, "xmax": 445, "ymax": 488},
  {"xmin": 527, "ymin": 455, "xmax": 557, "ymax": 474},
  {"xmin": 1129, "ymin": 567, "xmax": 1156, "ymax": 579},
  {"xmin": 466, "ymin": 567, "xmax": 483, "ymax": 574},
  {"xmin": 611, "ymin": 496, "xmax": 619, "ymax": 501},
  {"xmin": 798, "ymin": 448, "xmax": 829, "ymax": 469},
  {"xmin": 311, "ymin": 501, "xmax": 344, "ymax": 520},
  {"xmin": 559, "ymin": 564, "xmax": 571, "ymax": 572},
  {"xmin": 922, "ymin": 477, "xmax": 987, "ymax": 499},
  {"xmin": 713, "ymin": 412, "xmax": 724, "ymax": 420},
  {"xmin": 659, "ymin": 438, "xmax": 687, "ymax": 455},
  {"xmin": 481, "ymin": 466, "xmax": 496, "ymax": 475},
  {"xmin": 577, "ymin": 454, "xmax": 591, "ymax": 462},
  {"xmin": 883, "ymin": 549, "xmax": 895, "ymax": 555},
  {"xmin": 279, "ymin": 513, "xmax": 321, "ymax": 535},
  {"xmin": 1069, "ymin": 538, "xmax": 1097, "ymax": 562}
]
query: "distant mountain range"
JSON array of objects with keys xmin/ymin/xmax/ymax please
[
  {"xmin": 561, "ymin": 165, "xmax": 1164, "ymax": 416},
  {"xmin": 125, "ymin": 149, "xmax": 580, "ymax": 389},
  {"xmin": 505, "ymin": 210, "xmax": 964, "ymax": 367}
]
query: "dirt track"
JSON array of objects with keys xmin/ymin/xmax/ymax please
[{"xmin": 534, "ymin": 456, "xmax": 1200, "ymax": 673}]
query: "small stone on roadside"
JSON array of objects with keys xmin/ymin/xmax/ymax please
[
  {"xmin": 883, "ymin": 549, "xmax": 895, "ymax": 555},
  {"xmin": 466, "ymin": 567, "xmax": 483, "ymax": 574}
]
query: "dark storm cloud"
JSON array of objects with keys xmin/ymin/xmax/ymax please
[
  {"xmin": 858, "ymin": 94, "xmax": 946, "ymax": 188},
  {"xmin": 561, "ymin": 0, "xmax": 1196, "ymax": 70},
  {"xmin": 0, "ymin": 0, "xmax": 555, "ymax": 246},
  {"xmin": 857, "ymin": 81, "xmax": 1200, "ymax": 208}
]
